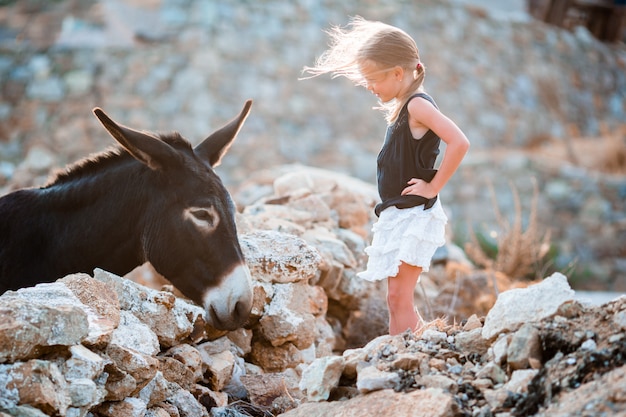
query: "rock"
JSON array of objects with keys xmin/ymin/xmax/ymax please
[
  {"xmin": 302, "ymin": 228, "xmax": 357, "ymax": 269},
  {"xmin": 391, "ymin": 352, "xmax": 429, "ymax": 372},
  {"xmin": 151, "ymin": 402, "xmax": 180, "ymax": 417},
  {"xmin": 507, "ymin": 323, "xmax": 542, "ymax": 370},
  {"xmin": 356, "ymin": 365, "xmax": 401, "ymax": 393},
  {"xmin": 342, "ymin": 348, "xmax": 368, "ymax": 380},
  {"xmin": 62, "ymin": 345, "xmax": 106, "ymax": 381},
  {"xmin": 106, "ymin": 341, "xmax": 159, "ymax": 395},
  {"xmin": 66, "ymin": 378, "xmax": 104, "ymax": 408},
  {"xmin": 326, "ymin": 188, "xmax": 374, "ymax": 236},
  {"xmin": 277, "ymin": 388, "xmax": 458, "ymax": 417},
  {"xmin": 94, "ymin": 397, "xmax": 147, "ymax": 417},
  {"xmin": 162, "ymin": 344, "xmax": 204, "ymax": 384},
  {"xmin": 193, "ymin": 384, "xmax": 229, "ymax": 410},
  {"xmin": 315, "ymin": 259, "xmax": 345, "ymax": 293},
  {"xmin": 200, "ymin": 350, "xmax": 236, "ymax": 392},
  {"xmin": 167, "ymin": 385, "xmax": 208, "ymax": 417},
  {"xmin": 158, "ymin": 356, "xmax": 198, "ymax": 391},
  {"xmin": 60, "ymin": 273, "xmax": 120, "ymax": 347},
  {"xmin": 415, "ymin": 374, "xmax": 458, "ymax": 393},
  {"xmin": 196, "ymin": 336, "xmax": 233, "ymax": 356},
  {"xmin": 108, "ymin": 311, "xmax": 160, "ymax": 356},
  {"xmin": 102, "ymin": 363, "xmax": 138, "ymax": 401},
  {"xmin": 482, "ymin": 273, "xmax": 575, "ymax": 340},
  {"xmin": 222, "ymin": 356, "xmax": 248, "ymax": 400},
  {"xmin": 240, "ymin": 230, "xmax": 323, "ymax": 284},
  {"xmin": 340, "ymin": 284, "xmax": 389, "ymax": 348},
  {"xmin": 209, "ymin": 406, "xmax": 248, "ymax": 417},
  {"xmin": 145, "ymin": 407, "xmax": 173, "ymax": 417},
  {"xmin": 299, "ymin": 355, "xmax": 346, "ymax": 401},
  {"xmin": 287, "ymin": 193, "xmax": 333, "ymax": 224},
  {"xmin": 226, "ymin": 328, "xmax": 253, "ymax": 356},
  {"xmin": 463, "ymin": 314, "xmax": 483, "ymax": 331},
  {"xmin": 249, "ymin": 280, "xmax": 273, "ymax": 323},
  {"xmin": 26, "ymin": 77, "xmax": 64, "ymax": 102},
  {"xmin": 454, "ymin": 328, "xmax": 490, "ymax": 357},
  {"xmin": 0, "ymin": 360, "xmax": 70, "ymax": 416},
  {"xmin": 258, "ymin": 283, "xmax": 320, "ymax": 349},
  {"xmin": 249, "ymin": 340, "xmax": 303, "ymax": 373},
  {"xmin": 482, "ymin": 388, "xmax": 511, "ymax": 410},
  {"xmin": 540, "ymin": 365, "xmax": 626, "ymax": 416},
  {"xmin": 0, "ymin": 405, "xmax": 48, "ymax": 417},
  {"xmin": 137, "ymin": 371, "xmax": 170, "ymax": 407},
  {"xmin": 614, "ymin": 309, "xmax": 626, "ymax": 330},
  {"xmin": 244, "ymin": 204, "xmax": 317, "ymax": 231},
  {"xmin": 422, "ymin": 329, "xmax": 448, "ymax": 344},
  {"xmin": 94, "ymin": 269, "xmax": 205, "ymax": 347},
  {"xmin": 0, "ymin": 284, "xmax": 90, "ymax": 362},
  {"xmin": 501, "ymin": 369, "xmax": 538, "ymax": 393},
  {"xmin": 475, "ymin": 363, "xmax": 508, "ymax": 385},
  {"xmin": 314, "ymin": 315, "xmax": 337, "ymax": 358},
  {"xmin": 488, "ymin": 334, "xmax": 511, "ymax": 366},
  {"xmin": 240, "ymin": 370, "xmax": 302, "ymax": 410}
]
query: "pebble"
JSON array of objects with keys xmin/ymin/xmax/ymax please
[{"xmin": 580, "ymin": 339, "xmax": 597, "ymax": 351}]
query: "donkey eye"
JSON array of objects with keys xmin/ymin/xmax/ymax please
[
  {"xmin": 192, "ymin": 209, "xmax": 212, "ymax": 222},
  {"xmin": 184, "ymin": 206, "xmax": 219, "ymax": 232}
]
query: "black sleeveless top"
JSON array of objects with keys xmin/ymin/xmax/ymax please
[{"xmin": 374, "ymin": 93, "xmax": 441, "ymax": 217}]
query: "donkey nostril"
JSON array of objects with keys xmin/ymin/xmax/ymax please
[
  {"xmin": 234, "ymin": 300, "xmax": 250, "ymax": 323},
  {"xmin": 234, "ymin": 301, "xmax": 242, "ymax": 317},
  {"xmin": 209, "ymin": 305, "xmax": 223, "ymax": 327}
]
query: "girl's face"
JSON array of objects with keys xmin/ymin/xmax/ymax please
[{"xmin": 359, "ymin": 60, "xmax": 403, "ymax": 103}]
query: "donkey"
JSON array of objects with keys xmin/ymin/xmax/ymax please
[{"xmin": 0, "ymin": 100, "xmax": 254, "ymax": 331}]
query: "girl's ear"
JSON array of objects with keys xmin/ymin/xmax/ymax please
[{"xmin": 393, "ymin": 66, "xmax": 405, "ymax": 80}]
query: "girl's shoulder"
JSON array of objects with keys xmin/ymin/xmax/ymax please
[
  {"xmin": 407, "ymin": 92, "xmax": 437, "ymax": 109},
  {"xmin": 397, "ymin": 93, "xmax": 433, "ymax": 121},
  {"xmin": 406, "ymin": 93, "xmax": 439, "ymax": 122},
  {"xmin": 405, "ymin": 93, "xmax": 443, "ymax": 135}
]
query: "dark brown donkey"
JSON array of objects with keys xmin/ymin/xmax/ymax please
[{"xmin": 0, "ymin": 101, "xmax": 254, "ymax": 331}]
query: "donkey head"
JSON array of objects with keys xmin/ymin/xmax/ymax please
[{"xmin": 92, "ymin": 101, "xmax": 253, "ymax": 330}]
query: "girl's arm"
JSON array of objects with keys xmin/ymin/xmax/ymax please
[{"xmin": 402, "ymin": 97, "xmax": 470, "ymax": 198}]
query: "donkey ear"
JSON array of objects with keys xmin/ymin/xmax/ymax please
[
  {"xmin": 195, "ymin": 100, "xmax": 252, "ymax": 167},
  {"xmin": 93, "ymin": 108, "xmax": 179, "ymax": 171}
]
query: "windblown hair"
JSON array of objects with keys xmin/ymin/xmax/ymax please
[{"xmin": 302, "ymin": 16, "xmax": 425, "ymax": 123}]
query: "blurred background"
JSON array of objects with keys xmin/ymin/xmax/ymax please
[{"xmin": 0, "ymin": 0, "xmax": 624, "ymax": 291}]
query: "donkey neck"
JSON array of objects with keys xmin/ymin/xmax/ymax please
[{"xmin": 37, "ymin": 150, "xmax": 163, "ymax": 273}]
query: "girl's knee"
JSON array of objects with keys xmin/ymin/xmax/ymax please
[{"xmin": 387, "ymin": 288, "xmax": 413, "ymax": 310}]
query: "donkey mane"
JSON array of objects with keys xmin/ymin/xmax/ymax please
[{"xmin": 47, "ymin": 132, "xmax": 192, "ymax": 186}]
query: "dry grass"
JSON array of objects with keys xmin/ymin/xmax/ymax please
[
  {"xmin": 422, "ymin": 262, "xmax": 525, "ymax": 322},
  {"xmin": 535, "ymin": 124, "xmax": 626, "ymax": 175},
  {"xmin": 464, "ymin": 178, "xmax": 552, "ymax": 280}
]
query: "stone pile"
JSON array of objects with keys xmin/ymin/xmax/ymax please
[
  {"xmin": 1, "ymin": 165, "xmax": 625, "ymax": 417},
  {"xmin": 283, "ymin": 273, "xmax": 626, "ymax": 417},
  {"xmin": 235, "ymin": 165, "xmax": 392, "ymax": 351},
  {"xmin": 0, "ymin": 270, "xmax": 216, "ymax": 417}
]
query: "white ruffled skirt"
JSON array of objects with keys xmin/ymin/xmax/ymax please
[{"xmin": 357, "ymin": 199, "xmax": 447, "ymax": 282}]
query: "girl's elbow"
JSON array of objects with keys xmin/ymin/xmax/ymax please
[
  {"xmin": 462, "ymin": 137, "xmax": 470, "ymax": 152},
  {"xmin": 455, "ymin": 136, "xmax": 470, "ymax": 153}
]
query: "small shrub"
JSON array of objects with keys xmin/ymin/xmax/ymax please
[{"xmin": 464, "ymin": 178, "xmax": 551, "ymax": 280}]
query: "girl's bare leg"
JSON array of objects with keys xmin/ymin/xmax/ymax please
[{"xmin": 387, "ymin": 262, "xmax": 423, "ymax": 335}]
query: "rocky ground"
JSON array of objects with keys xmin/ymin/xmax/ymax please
[{"xmin": 1, "ymin": 165, "xmax": 625, "ymax": 417}]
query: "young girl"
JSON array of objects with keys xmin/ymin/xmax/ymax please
[{"xmin": 303, "ymin": 17, "xmax": 470, "ymax": 335}]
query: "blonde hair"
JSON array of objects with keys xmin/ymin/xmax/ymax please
[{"xmin": 302, "ymin": 16, "xmax": 425, "ymax": 124}]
